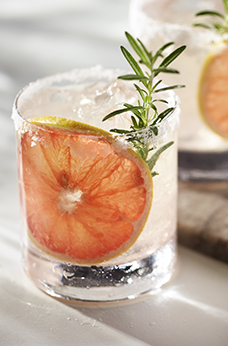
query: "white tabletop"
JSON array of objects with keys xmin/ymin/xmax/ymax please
[{"xmin": 1, "ymin": 1, "xmax": 228, "ymax": 345}]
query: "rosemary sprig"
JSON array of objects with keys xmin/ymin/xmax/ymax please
[
  {"xmin": 193, "ymin": 0, "xmax": 228, "ymax": 36},
  {"xmin": 102, "ymin": 32, "xmax": 186, "ymax": 176}
]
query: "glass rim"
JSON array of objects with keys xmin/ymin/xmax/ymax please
[
  {"xmin": 129, "ymin": 0, "xmax": 226, "ymax": 46},
  {"xmin": 12, "ymin": 65, "xmax": 180, "ymax": 140}
]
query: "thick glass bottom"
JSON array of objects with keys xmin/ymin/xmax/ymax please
[
  {"xmin": 22, "ymin": 236, "xmax": 176, "ymax": 302},
  {"xmin": 178, "ymin": 150, "xmax": 228, "ymax": 182}
]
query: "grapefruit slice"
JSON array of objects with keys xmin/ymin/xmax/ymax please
[
  {"xmin": 198, "ymin": 44, "xmax": 228, "ymax": 138},
  {"xmin": 19, "ymin": 116, "xmax": 152, "ymax": 264}
]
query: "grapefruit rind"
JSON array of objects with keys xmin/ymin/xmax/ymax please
[{"xmin": 19, "ymin": 116, "xmax": 153, "ymax": 264}]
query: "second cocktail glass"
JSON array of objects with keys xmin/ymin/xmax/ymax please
[{"xmin": 130, "ymin": 0, "xmax": 228, "ymax": 180}]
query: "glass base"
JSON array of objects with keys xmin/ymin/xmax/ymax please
[
  {"xmin": 178, "ymin": 151, "xmax": 228, "ymax": 182},
  {"xmin": 22, "ymin": 237, "xmax": 176, "ymax": 302}
]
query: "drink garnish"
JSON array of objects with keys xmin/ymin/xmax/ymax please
[
  {"xmin": 20, "ymin": 117, "xmax": 153, "ymax": 263},
  {"xmin": 102, "ymin": 32, "xmax": 186, "ymax": 176},
  {"xmin": 193, "ymin": 0, "xmax": 228, "ymax": 36},
  {"xmin": 193, "ymin": 1, "xmax": 228, "ymax": 138}
]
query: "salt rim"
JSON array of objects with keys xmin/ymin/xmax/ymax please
[
  {"xmin": 129, "ymin": 0, "xmax": 226, "ymax": 49},
  {"xmin": 12, "ymin": 66, "xmax": 127, "ymax": 132},
  {"xmin": 12, "ymin": 65, "xmax": 180, "ymax": 145}
]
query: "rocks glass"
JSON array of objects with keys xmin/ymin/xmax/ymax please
[
  {"xmin": 13, "ymin": 66, "xmax": 179, "ymax": 301},
  {"xmin": 129, "ymin": 0, "xmax": 228, "ymax": 181}
]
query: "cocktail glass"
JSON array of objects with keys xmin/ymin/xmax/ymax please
[
  {"xmin": 129, "ymin": 0, "xmax": 228, "ymax": 181},
  {"xmin": 13, "ymin": 66, "xmax": 179, "ymax": 302}
]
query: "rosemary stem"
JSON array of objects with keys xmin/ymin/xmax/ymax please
[{"xmin": 223, "ymin": 0, "xmax": 228, "ymax": 17}]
